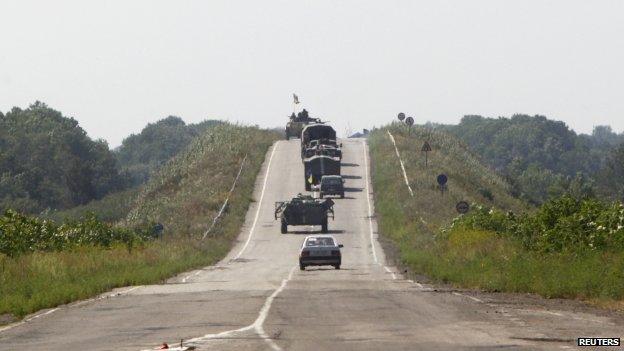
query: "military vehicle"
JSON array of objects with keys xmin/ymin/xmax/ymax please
[
  {"xmin": 319, "ymin": 175, "xmax": 345, "ymax": 198},
  {"xmin": 301, "ymin": 124, "xmax": 337, "ymax": 150},
  {"xmin": 304, "ymin": 155, "xmax": 341, "ymax": 191},
  {"xmin": 285, "ymin": 109, "xmax": 320, "ymax": 140},
  {"xmin": 302, "ymin": 143, "xmax": 342, "ymax": 160},
  {"xmin": 274, "ymin": 194, "xmax": 335, "ymax": 233}
]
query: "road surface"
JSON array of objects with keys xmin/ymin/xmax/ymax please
[{"xmin": 0, "ymin": 139, "xmax": 622, "ymax": 350}]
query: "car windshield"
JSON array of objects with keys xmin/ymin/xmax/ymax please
[
  {"xmin": 305, "ymin": 237, "xmax": 335, "ymax": 247},
  {"xmin": 323, "ymin": 178, "xmax": 341, "ymax": 185}
]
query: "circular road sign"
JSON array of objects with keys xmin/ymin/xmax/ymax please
[
  {"xmin": 397, "ymin": 112, "xmax": 405, "ymax": 121},
  {"xmin": 436, "ymin": 174, "xmax": 448, "ymax": 186},
  {"xmin": 456, "ymin": 201, "xmax": 470, "ymax": 214},
  {"xmin": 405, "ymin": 116, "xmax": 414, "ymax": 126}
]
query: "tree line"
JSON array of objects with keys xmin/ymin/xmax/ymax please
[
  {"xmin": 438, "ymin": 115, "xmax": 624, "ymax": 204},
  {"xmin": 0, "ymin": 102, "xmax": 219, "ymax": 214}
]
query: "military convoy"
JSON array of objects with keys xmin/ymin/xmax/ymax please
[
  {"xmin": 277, "ymin": 106, "xmax": 344, "ymax": 234},
  {"xmin": 275, "ymin": 194, "xmax": 334, "ymax": 233},
  {"xmin": 285, "ymin": 109, "xmax": 320, "ymax": 140}
]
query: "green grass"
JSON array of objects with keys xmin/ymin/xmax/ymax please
[
  {"xmin": 369, "ymin": 124, "xmax": 624, "ymax": 304},
  {"xmin": 0, "ymin": 239, "xmax": 227, "ymax": 319},
  {"xmin": 0, "ymin": 123, "xmax": 279, "ymax": 321},
  {"xmin": 43, "ymin": 188, "xmax": 141, "ymax": 223}
]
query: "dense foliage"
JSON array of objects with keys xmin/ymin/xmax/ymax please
[
  {"xmin": 449, "ymin": 196, "xmax": 624, "ymax": 253},
  {"xmin": 0, "ymin": 209, "xmax": 154, "ymax": 257},
  {"xmin": 115, "ymin": 117, "xmax": 220, "ymax": 186},
  {"xmin": 0, "ymin": 102, "xmax": 126, "ymax": 213},
  {"xmin": 441, "ymin": 115, "xmax": 624, "ymax": 204}
]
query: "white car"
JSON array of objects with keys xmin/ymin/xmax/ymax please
[{"xmin": 299, "ymin": 235, "xmax": 343, "ymax": 270}]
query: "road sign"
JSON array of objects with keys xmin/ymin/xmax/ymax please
[
  {"xmin": 421, "ymin": 141, "xmax": 432, "ymax": 152},
  {"xmin": 398, "ymin": 112, "xmax": 405, "ymax": 121},
  {"xmin": 456, "ymin": 201, "xmax": 470, "ymax": 214},
  {"xmin": 405, "ymin": 117, "xmax": 414, "ymax": 126},
  {"xmin": 437, "ymin": 174, "xmax": 448, "ymax": 186}
]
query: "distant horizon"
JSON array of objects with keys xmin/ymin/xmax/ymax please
[
  {"xmin": 1, "ymin": 1, "xmax": 622, "ymax": 147},
  {"xmin": 2, "ymin": 100, "xmax": 620, "ymax": 148}
]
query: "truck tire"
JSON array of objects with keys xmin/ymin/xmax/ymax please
[
  {"xmin": 281, "ymin": 219, "xmax": 287, "ymax": 234},
  {"xmin": 286, "ymin": 135, "xmax": 290, "ymax": 140},
  {"xmin": 300, "ymin": 264, "xmax": 305, "ymax": 271},
  {"xmin": 334, "ymin": 264, "xmax": 340, "ymax": 270},
  {"xmin": 321, "ymin": 218, "xmax": 328, "ymax": 233}
]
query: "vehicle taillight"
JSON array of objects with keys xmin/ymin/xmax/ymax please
[
  {"xmin": 301, "ymin": 251, "xmax": 310, "ymax": 257},
  {"xmin": 331, "ymin": 250, "xmax": 340, "ymax": 256}
]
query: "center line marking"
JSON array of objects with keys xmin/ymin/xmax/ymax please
[{"xmin": 178, "ymin": 266, "xmax": 296, "ymax": 351}]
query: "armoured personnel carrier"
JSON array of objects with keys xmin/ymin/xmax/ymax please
[
  {"xmin": 274, "ymin": 194, "xmax": 335, "ymax": 233},
  {"xmin": 285, "ymin": 109, "xmax": 320, "ymax": 140}
]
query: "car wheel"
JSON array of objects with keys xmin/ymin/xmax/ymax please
[
  {"xmin": 281, "ymin": 220, "xmax": 287, "ymax": 234},
  {"xmin": 300, "ymin": 264, "xmax": 305, "ymax": 271},
  {"xmin": 334, "ymin": 265, "xmax": 340, "ymax": 270}
]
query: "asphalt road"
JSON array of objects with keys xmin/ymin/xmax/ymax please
[{"xmin": 0, "ymin": 139, "xmax": 622, "ymax": 351}]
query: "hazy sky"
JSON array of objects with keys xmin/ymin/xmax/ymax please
[{"xmin": 1, "ymin": 1, "xmax": 623, "ymax": 146}]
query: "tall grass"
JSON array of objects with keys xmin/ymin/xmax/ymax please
[
  {"xmin": 369, "ymin": 124, "xmax": 624, "ymax": 303},
  {"xmin": 0, "ymin": 123, "xmax": 279, "ymax": 320}
]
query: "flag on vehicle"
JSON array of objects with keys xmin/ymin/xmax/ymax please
[{"xmin": 293, "ymin": 94, "xmax": 300, "ymax": 104}]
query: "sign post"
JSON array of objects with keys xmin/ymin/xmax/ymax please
[
  {"xmin": 405, "ymin": 116, "xmax": 414, "ymax": 135},
  {"xmin": 456, "ymin": 201, "xmax": 470, "ymax": 214},
  {"xmin": 421, "ymin": 141, "xmax": 432, "ymax": 167},
  {"xmin": 437, "ymin": 174, "xmax": 448, "ymax": 194}
]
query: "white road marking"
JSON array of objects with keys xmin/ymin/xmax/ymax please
[
  {"xmin": 362, "ymin": 140, "xmax": 379, "ymax": 264},
  {"xmin": 182, "ymin": 266, "xmax": 297, "ymax": 351},
  {"xmin": 181, "ymin": 270, "xmax": 202, "ymax": 283},
  {"xmin": 383, "ymin": 266, "xmax": 397, "ymax": 280},
  {"xmin": 233, "ymin": 141, "xmax": 279, "ymax": 261},
  {"xmin": 0, "ymin": 308, "xmax": 59, "ymax": 333},
  {"xmin": 0, "ymin": 285, "xmax": 141, "ymax": 333},
  {"xmin": 364, "ymin": 140, "xmax": 407, "ymax": 281},
  {"xmin": 386, "ymin": 131, "xmax": 414, "ymax": 197},
  {"xmin": 452, "ymin": 292, "xmax": 483, "ymax": 303}
]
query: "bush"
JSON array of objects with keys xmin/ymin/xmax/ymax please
[
  {"xmin": 451, "ymin": 196, "xmax": 624, "ymax": 252},
  {"xmin": 0, "ymin": 210, "xmax": 154, "ymax": 257}
]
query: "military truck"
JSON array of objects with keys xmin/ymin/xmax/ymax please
[
  {"xmin": 285, "ymin": 109, "xmax": 320, "ymax": 140},
  {"xmin": 275, "ymin": 194, "xmax": 335, "ymax": 233},
  {"xmin": 304, "ymin": 155, "xmax": 341, "ymax": 191},
  {"xmin": 301, "ymin": 124, "xmax": 337, "ymax": 150},
  {"xmin": 302, "ymin": 143, "xmax": 342, "ymax": 160}
]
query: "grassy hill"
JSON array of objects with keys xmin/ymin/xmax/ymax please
[
  {"xmin": 370, "ymin": 123, "xmax": 623, "ymax": 306},
  {"xmin": 0, "ymin": 123, "xmax": 279, "ymax": 320},
  {"xmin": 370, "ymin": 123, "xmax": 526, "ymax": 234}
]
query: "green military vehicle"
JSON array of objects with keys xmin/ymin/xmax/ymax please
[
  {"xmin": 275, "ymin": 194, "xmax": 335, "ymax": 234},
  {"xmin": 304, "ymin": 155, "xmax": 341, "ymax": 191},
  {"xmin": 285, "ymin": 109, "xmax": 320, "ymax": 140}
]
